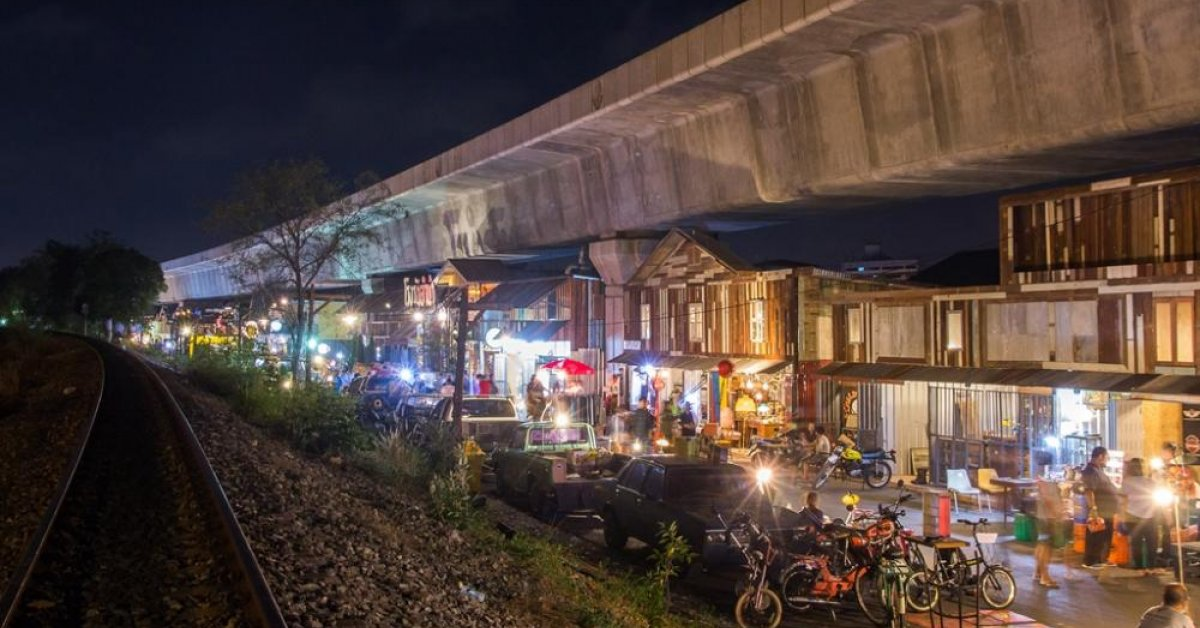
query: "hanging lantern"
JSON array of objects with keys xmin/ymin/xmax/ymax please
[{"xmin": 717, "ymin": 359, "xmax": 734, "ymax": 378}]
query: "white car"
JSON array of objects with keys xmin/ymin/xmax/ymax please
[{"xmin": 434, "ymin": 396, "xmax": 520, "ymax": 451}]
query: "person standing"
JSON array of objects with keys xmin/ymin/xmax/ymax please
[
  {"xmin": 679, "ymin": 402, "xmax": 697, "ymax": 438},
  {"xmin": 1138, "ymin": 583, "xmax": 1195, "ymax": 628},
  {"xmin": 1081, "ymin": 446, "xmax": 1120, "ymax": 569},
  {"xmin": 629, "ymin": 398, "xmax": 655, "ymax": 446},
  {"xmin": 1124, "ymin": 458, "xmax": 1163, "ymax": 574},
  {"xmin": 660, "ymin": 391, "xmax": 681, "ymax": 442},
  {"xmin": 524, "ymin": 374, "xmax": 546, "ymax": 420}
]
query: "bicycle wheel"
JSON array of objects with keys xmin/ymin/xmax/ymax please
[
  {"xmin": 904, "ymin": 570, "xmax": 938, "ymax": 612},
  {"xmin": 734, "ymin": 589, "xmax": 783, "ymax": 628},
  {"xmin": 979, "ymin": 566, "xmax": 1016, "ymax": 610},
  {"xmin": 854, "ymin": 567, "xmax": 891, "ymax": 626}
]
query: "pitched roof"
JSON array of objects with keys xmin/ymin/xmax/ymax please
[
  {"xmin": 470, "ymin": 278, "xmax": 564, "ymax": 311},
  {"xmin": 629, "ymin": 229, "xmax": 755, "ymax": 284},
  {"xmin": 438, "ymin": 259, "xmax": 552, "ymax": 285}
]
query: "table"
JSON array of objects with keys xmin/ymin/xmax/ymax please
[{"xmin": 991, "ymin": 477, "xmax": 1038, "ymax": 526}]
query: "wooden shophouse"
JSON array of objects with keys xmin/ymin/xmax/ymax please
[
  {"xmin": 819, "ymin": 167, "xmax": 1200, "ymax": 480},
  {"xmin": 609, "ymin": 229, "xmax": 889, "ymax": 442},
  {"xmin": 436, "ymin": 257, "xmax": 605, "ymax": 413}
]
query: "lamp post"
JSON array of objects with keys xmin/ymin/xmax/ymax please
[{"xmin": 1155, "ymin": 487, "xmax": 1185, "ymax": 584}]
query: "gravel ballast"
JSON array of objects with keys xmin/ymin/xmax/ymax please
[
  {"xmin": 0, "ymin": 335, "xmax": 101, "ymax": 589},
  {"xmin": 160, "ymin": 370, "xmax": 558, "ymax": 627}
]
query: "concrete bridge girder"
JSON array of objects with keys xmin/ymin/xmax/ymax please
[
  {"xmin": 163, "ymin": 0, "xmax": 1200, "ymax": 302},
  {"xmin": 337, "ymin": 0, "xmax": 1200, "ymax": 281}
]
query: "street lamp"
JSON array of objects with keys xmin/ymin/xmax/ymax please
[
  {"xmin": 1155, "ymin": 487, "xmax": 1185, "ymax": 584},
  {"xmin": 342, "ymin": 313, "xmax": 358, "ymax": 326},
  {"xmin": 412, "ymin": 311, "xmax": 425, "ymax": 323}
]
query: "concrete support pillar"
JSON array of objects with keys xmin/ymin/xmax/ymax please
[{"xmin": 588, "ymin": 238, "xmax": 659, "ymax": 376}]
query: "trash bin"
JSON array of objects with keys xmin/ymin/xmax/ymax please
[
  {"xmin": 1013, "ymin": 512, "xmax": 1036, "ymax": 542},
  {"xmin": 937, "ymin": 493, "xmax": 952, "ymax": 537}
]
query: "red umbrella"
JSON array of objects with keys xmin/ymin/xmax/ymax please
[{"xmin": 541, "ymin": 358, "xmax": 595, "ymax": 375}]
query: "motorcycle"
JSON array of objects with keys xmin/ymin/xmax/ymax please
[
  {"xmin": 357, "ymin": 396, "xmax": 396, "ymax": 432},
  {"xmin": 813, "ymin": 436, "xmax": 895, "ymax": 489},
  {"xmin": 778, "ymin": 487, "xmax": 915, "ymax": 624},
  {"xmin": 747, "ymin": 431, "xmax": 805, "ymax": 469},
  {"xmin": 718, "ymin": 511, "xmax": 784, "ymax": 628}
]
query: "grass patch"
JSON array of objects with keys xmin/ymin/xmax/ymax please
[{"xmin": 181, "ymin": 348, "xmax": 368, "ymax": 455}]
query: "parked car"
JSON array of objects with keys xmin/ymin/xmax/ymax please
[
  {"xmin": 432, "ymin": 396, "xmax": 521, "ymax": 451},
  {"xmin": 493, "ymin": 421, "xmax": 628, "ymax": 519},
  {"xmin": 594, "ymin": 457, "xmax": 800, "ymax": 565}
]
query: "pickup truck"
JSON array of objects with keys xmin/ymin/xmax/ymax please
[
  {"xmin": 431, "ymin": 396, "xmax": 521, "ymax": 452},
  {"xmin": 492, "ymin": 421, "xmax": 628, "ymax": 519},
  {"xmin": 594, "ymin": 457, "xmax": 801, "ymax": 565}
]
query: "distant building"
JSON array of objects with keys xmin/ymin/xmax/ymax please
[
  {"xmin": 840, "ymin": 243, "xmax": 918, "ymax": 280},
  {"xmin": 910, "ymin": 249, "xmax": 1000, "ymax": 287}
]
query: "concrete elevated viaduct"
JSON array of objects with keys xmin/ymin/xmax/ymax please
[{"xmin": 163, "ymin": 0, "xmax": 1200, "ymax": 302}]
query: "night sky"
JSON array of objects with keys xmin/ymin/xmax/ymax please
[{"xmin": 0, "ymin": 0, "xmax": 998, "ymax": 271}]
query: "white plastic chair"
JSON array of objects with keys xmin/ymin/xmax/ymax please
[{"xmin": 947, "ymin": 468, "xmax": 992, "ymax": 513}]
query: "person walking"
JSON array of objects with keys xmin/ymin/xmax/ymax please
[
  {"xmin": 1124, "ymin": 458, "xmax": 1163, "ymax": 574},
  {"xmin": 1081, "ymin": 446, "xmax": 1120, "ymax": 569},
  {"xmin": 1138, "ymin": 583, "xmax": 1195, "ymax": 628},
  {"xmin": 1034, "ymin": 477, "xmax": 1063, "ymax": 587}
]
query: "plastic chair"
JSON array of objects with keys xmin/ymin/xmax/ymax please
[
  {"xmin": 947, "ymin": 468, "xmax": 992, "ymax": 513},
  {"xmin": 977, "ymin": 468, "xmax": 1004, "ymax": 499}
]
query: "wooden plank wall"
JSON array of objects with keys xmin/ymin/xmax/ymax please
[
  {"xmin": 625, "ymin": 277, "xmax": 791, "ymax": 359},
  {"xmin": 1002, "ymin": 178, "xmax": 1200, "ymax": 284}
]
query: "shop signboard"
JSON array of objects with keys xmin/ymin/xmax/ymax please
[
  {"xmin": 1182, "ymin": 404, "xmax": 1200, "ymax": 462},
  {"xmin": 840, "ymin": 384, "xmax": 859, "ymax": 430}
]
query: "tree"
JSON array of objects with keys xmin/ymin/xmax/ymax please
[
  {"xmin": 77, "ymin": 235, "xmax": 167, "ymax": 327},
  {"xmin": 0, "ymin": 235, "xmax": 164, "ymax": 333},
  {"xmin": 206, "ymin": 158, "xmax": 398, "ymax": 383}
]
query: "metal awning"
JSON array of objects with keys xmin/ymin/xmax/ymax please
[
  {"xmin": 606, "ymin": 351, "xmax": 724, "ymax": 371},
  {"xmin": 513, "ymin": 320, "xmax": 566, "ymax": 342},
  {"xmin": 816, "ymin": 362, "xmax": 1184, "ymax": 394},
  {"xmin": 732, "ymin": 358, "xmax": 789, "ymax": 375},
  {"xmin": 471, "ymin": 278, "xmax": 563, "ymax": 311}
]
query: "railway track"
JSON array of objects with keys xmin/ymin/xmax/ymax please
[{"xmin": 1, "ymin": 340, "xmax": 284, "ymax": 628}]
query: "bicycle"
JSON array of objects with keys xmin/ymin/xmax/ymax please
[
  {"xmin": 905, "ymin": 518, "xmax": 1017, "ymax": 612},
  {"xmin": 851, "ymin": 484, "xmax": 923, "ymax": 626}
]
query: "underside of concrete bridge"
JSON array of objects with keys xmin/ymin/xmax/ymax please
[{"xmin": 163, "ymin": 0, "xmax": 1200, "ymax": 302}]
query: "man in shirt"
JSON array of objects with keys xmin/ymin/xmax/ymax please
[
  {"xmin": 1139, "ymin": 583, "xmax": 1195, "ymax": 628},
  {"xmin": 1081, "ymin": 446, "xmax": 1120, "ymax": 568},
  {"xmin": 629, "ymin": 398, "xmax": 655, "ymax": 447},
  {"xmin": 797, "ymin": 491, "xmax": 826, "ymax": 530},
  {"xmin": 801, "ymin": 426, "xmax": 833, "ymax": 483}
]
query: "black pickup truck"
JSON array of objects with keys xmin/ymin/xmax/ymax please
[{"xmin": 594, "ymin": 457, "xmax": 801, "ymax": 565}]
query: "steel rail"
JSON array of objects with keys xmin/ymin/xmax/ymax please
[
  {"xmin": 0, "ymin": 337, "xmax": 105, "ymax": 628},
  {"xmin": 131, "ymin": 347, "xmax": 287, "ymax": 628}
]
